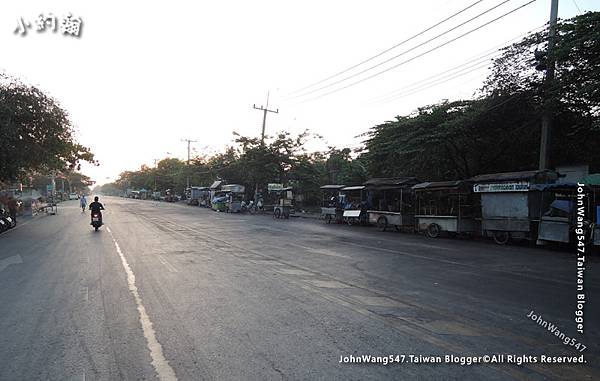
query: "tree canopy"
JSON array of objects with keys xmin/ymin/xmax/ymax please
[
  {"xmin": 362, "ymin": 11, "xmax": 600, "ymax": 181},
  {"xmin": 100, "ymin": 12, "xmax": 599, "ymax": 202},
  {"xmin": 0, "ymin": 74, "xmax": 95, "ymax": 181}
]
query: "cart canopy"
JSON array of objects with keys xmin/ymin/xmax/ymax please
[
  {"xmin": 470, "ymin": 169, "xmax": 558, "ymax": 184},
  {"xmin": 320, "ymin": 184, "xmax": 346, "ymax": 190},
  {"xmin": 209, "ymin": 180, "xmax": 223, "ymax": 190},
  {"xmin": 222, "ymin": 184, "xmax": 245, "ymax": 193},
  {"xmin": 412, "ymin": 180, "xmax": 471, "ymax": 192},
  {"xmin": 364, "ymin": 177, "xmax": 419, "ymax": 190},
  {"xmin": 580, "ymin": 174, "xmax": 600, "ymax": 186},
  {"xmin": 341, "ymin": 185, "xmax": 366, "ymax": 191}
]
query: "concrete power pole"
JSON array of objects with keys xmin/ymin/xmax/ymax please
[
  {"xmin": 539, "ymin": 0, "xmax": 559, "ymax": 170},
  {"xmin": 253, "ymin": 91, "xmax": 279, "ymax": 146},
  {"xmin": 181, "ymin": 138, "xmax": 197, "ymax": 190},
  {"xmin": 153, "ymin": 158, "xmax": 159, "ymax": 192}
]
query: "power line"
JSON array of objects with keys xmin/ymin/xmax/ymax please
[
  {"xmin": 383, "ymin": 61, "xmax": 496, "ymax": 102},
  {"xmin": 285, "ymin": 0, "xmax": 486, "ymax": 96},
  {"xmin": 371, "ymin": 24, "xmax": 546, "ymax": 103},
  {"xmin": 299, "ymin": 0, "xmax": 537, "ymax": 103},
  {"xmin": 288, "ymin": 0, "xmax": 514, "ymax": 100}
]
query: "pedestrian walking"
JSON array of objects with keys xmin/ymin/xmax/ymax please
[{"xmin": 80, "ymin": 194, "xmax": 87, "ymax": 212}]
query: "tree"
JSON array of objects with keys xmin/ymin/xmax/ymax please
[
  {"xmin": 0, "ymin": 74, "xmax": 95, "ymax": 181},
  {"xmin": 363, "ymin": 12, "xmax": 600, "ymax": 180}
]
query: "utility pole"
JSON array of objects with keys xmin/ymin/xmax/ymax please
[
  {"xmin": 253, "ymin": 91, "xmax": 279, "ymax": 146},
  {"xmin": 153, "ymin": 158, "xmax": 159, "ymax": 193},
  {"xmin": 539, "ymin": 0, "xmax": 559, "ymax": 170},
  {"xmin": 181, "ymin": 138, "xmax": 197, "ymax": 189}
]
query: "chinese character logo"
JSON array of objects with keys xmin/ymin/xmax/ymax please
[
  {"xmin": 59, "ymin": 13, "xmax": 82, "ymax": 37},
  {"xmin": 14, "ymin": 13, "xmax": 83, "ymax": 37}
]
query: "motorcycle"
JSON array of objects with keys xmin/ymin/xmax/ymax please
[
  {"xmin": 91, "ymin": 212, "xmax": 103, "ymax": 231},
  {"xmin": 0, "ymin": 208, "xmax": 15, "ymax": 233}
]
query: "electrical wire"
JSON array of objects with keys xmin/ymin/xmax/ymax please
[
  {"xmin": 285, "ymin": 0, "xmax": 486, "ymax": 96},
  {"xmin": 370, "ymin": 23, "xmax": 546, "ymax": 103},
  {"xmin": 288, "ymin": 0, "xmax": 515, "ymax": 100},
  {"xmin": 299, "ymin": 0, "xmax": 537, "ymax": 103}
]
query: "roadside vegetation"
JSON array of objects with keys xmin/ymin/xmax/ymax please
[
  {"xmin": 100, "ymin": 13, "xmax": 599, "ymax": 202},
  {"xmin": 0, "ymin": 74, "xmax": 96, "ymax": 191}
]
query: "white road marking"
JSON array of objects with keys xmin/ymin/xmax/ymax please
[
  {"xmin": 106, "ymin": 226, "xmax": 177, "ymax": 381},
  {"xmin": 81, "ymin": 286, "xmax": 89, "ymax": 302},
  {"xmin": 157, "ymin": 255, "xmax": 179, "ymax": 273},
  {"xmin": 0, "ymin": 254, "xmax": 23, "ymax": 273}
]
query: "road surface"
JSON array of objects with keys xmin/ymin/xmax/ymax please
[{"xmin": 0, "ymin": 197, "xmax": 598, "ymax": 380}]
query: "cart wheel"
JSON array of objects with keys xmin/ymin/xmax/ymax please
[
  {"xmin": 426, "ymin": 223, "xmax": 441, "ymax": 238},
  {"xmin": 274, "ymin": 208, "xmax": 281, "ymax": 219},
  {"xmin": 346, "ymin": 218, "xmax": 354, "ymax": 226},
  {"xmin": 377, "ymin": 216, "xmax": 388, "ymax": 232},
  {"xmin": 492, "ymin": 231, "xmax": 510, "ymax": 245}
]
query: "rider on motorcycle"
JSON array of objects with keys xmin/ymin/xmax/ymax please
[{"xmin": 88, "ymin": 196, "xmax": 105, "ymax": 224}]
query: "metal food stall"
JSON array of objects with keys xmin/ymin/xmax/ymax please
[
  {"xmin": 222, "ymin": 184, "xmax": 245, "ymax": 213},
  {"xmin": 187, "ymin": 186, "xmax": 209, "ymax": 206},
  {"xmin": 320, "ymin": 185, "xmax": 345, "ymax": 224},
  {"xmin": 534, "ymin": 183, "xmax": 582, "ymax": 245},
  {"xmin": 364, "ymin": 177, "xmax": 419, "ymax": 232},
  {"xmin": 340, "ymin": 185, "xmax": 368, "ymax": 225},
  {"xmin": 471, "ymin": 169, "xmax": 559, "ymax": 244},
  {"xmin": 273, "ymin": 187, "xmax": 294, "ymax": 219},
  {"xmin": 413, "ymin": 180, "xmax": 480, "ymax": 238}
]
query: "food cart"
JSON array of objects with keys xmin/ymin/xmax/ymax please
[
  {"xmin": 187, "ymin": 186, "xmax": 209, "ymax": 206},
  {"xmin": 413, "ymin": 180, "xmax": 480, "ymax": 238},
  {"xmin": 340, "ymin": 185, "xmax": 368, "ymax": 225},
  {"xmin": 211, "ymin": 191, "xmax": 228, "ymax": 212},
  {"xmin": 320, "ymin": 185, "xmax": 345, "ymax": 224},
  {"xmin": 471, "ymin": 169, "xmax": 559, "ymax": 244},
  {"xmin": 364, "ymin": 177, "xmax": 419, "ymax": 232},
  {"xmin": 209, "ymin": 180, "xmax": 223, "ymax": 200},
  {"xmin": 273, "ymin": 187, "xmax": 294, "ymax": 219},
  {"xmin": 222, "ymin": 184, "xmax": 245, "ymax": 213}
]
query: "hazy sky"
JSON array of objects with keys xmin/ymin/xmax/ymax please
[{"xmin": 2, "ymin": 0, "xmax": 596, "ymax": 185}]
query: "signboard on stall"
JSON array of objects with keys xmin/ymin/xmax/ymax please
[
  {"xmin": 473, "ymin": 182, "xmax": 529, "ymax": 193},
  {"xmin": 268, "ymin": 183, "xmax": 284, "ymax": 191}
]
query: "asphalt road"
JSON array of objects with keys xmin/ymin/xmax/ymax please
[{"xmin": 0, "ymin": 196, "xmax": 598, "ymax": 381}]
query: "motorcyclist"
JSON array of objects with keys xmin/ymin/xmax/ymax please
[
  {"xmin": 80, "ymin": 194, "xmax": 87, "ymax": 212},
  {"xmin": 88, "ymin": 196, "xmax": 105, "ymax": 224}
]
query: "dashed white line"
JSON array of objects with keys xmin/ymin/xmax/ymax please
[{"xmin": 106, "ymin": 226, "xmax": 177, "ymax": 381}]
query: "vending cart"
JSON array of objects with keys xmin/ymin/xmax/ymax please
[
  {"xmin": 413, "ymin": 180, "xmax": 480, "ymax": 238},
  {"xmin": 471, "ymin": 169, "xmax": 559, "ymax": 244},
  {"xmin": 364, "ymin": 177, "xmax": 419, "ymax": 232},
  {"xmin": 273, "ymin": 187, "xmax": 294, "ymax": 219},
  {"xmin": 222, "ymin": 184, "xmax": 246, "ymax": 213},
  {"xmin": 320, "ymin": 185, "xmax": 345, "ymax": 224},
  {"xmin": 340, "ymin": 185, "xmax": 368, "ymax": 225}
]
